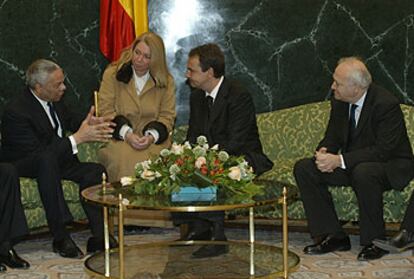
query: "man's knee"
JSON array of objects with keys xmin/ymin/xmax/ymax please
[
  {"xmin": 294, "ymin": 158, "xmax": 315, "ymax": 178},
  {"xmin": 80, "ymin": 163, "xmax": 106, "ymax": 188},
  {"xmin": 0, "ymin": 163, "xmax": 18, "ymax": 178},
  {"xmin": 351, "ymin": 162, "xmax": 387, "ymax": 191}
]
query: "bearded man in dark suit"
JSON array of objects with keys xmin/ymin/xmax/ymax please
[
  {"xmin": 294, "ymin": 57, "xmax": 414, "ymax": 261},
  {"xmin": 1, "ymin": 59, "xmax": 115, "ymax": 258},
  {"xmin": 173, "ymin": 43, "xmax": 273, "ymax": 258}
]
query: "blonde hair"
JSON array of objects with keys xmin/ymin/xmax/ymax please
[{"xmin": 114, "ymin": 32, "xmax": 170, "ymax": 87}]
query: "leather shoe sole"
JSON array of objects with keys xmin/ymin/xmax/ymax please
[
  {"xmin": 373, "ymin": 229, "xmax": 414, "ymax": 253},
  {"xmin": 373, "ymin": 239, "xmax": 414, "ymax": 253},
  {"xmin": 0, "ymin": 249, "xmax": 30, "ymax": 269},
  {"xmin": 304, "ymin": 236, "xmax": 351, "ymax": 255},
  {"xmin": 357, "ymin": 244, "xmax": 388, "ymax": 261}
]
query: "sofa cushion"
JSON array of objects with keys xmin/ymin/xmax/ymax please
[{"xmin": 257, "ymin": 101, "xmax": 330, "ymax": 161}]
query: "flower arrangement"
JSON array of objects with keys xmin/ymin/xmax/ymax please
[{"xmin": 122, "ymin": 136, "xmax": 263, "ymax": 197}]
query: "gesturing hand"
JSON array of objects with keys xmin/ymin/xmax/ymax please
[{"xmin": 72, "ymin": 107, "xmax": 115, "ymax": 144}]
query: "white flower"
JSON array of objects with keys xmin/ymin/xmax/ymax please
[
  {"xmin": 195, "ymin": 156, "xmax": 207, "ymax": 169},
  {"xmin": 228, "ymin": 166, "xmax": 242, "ymax": 181},
  {"xmin": 140, "ymin": 170, "xmax": 156, "ymax": 181},
  {"xmin": 211, "ymin": 144, "xmax": 219, "ymax": 150},
  {"xmin": 197, "ymin": 135, "xmax": 208, "ymax": 145},
  {"xmin": 218, "ymin": 151, "xmax": 229, "ymax": 162},
  {"xmin": 120, "ymin": 176, "xmax": 136, "ymax": 186},
  {"xmin": 171, "ymin": 143, "xmax": 184, "ymax": 155},
  {"xmin": 136, "ymin": 160, "xmax": 152, "ymax": 171},
  {"xmin": 183, "ymin": 141, "xmax": 192, "ymax": 150},
  {"xmin": 160, "ymin": 149, "xmax": 170, "ymax": 157},
  {"xmin": 169, "ymin": 164, "xmax": 181, "ymax": 174},
  {"xmin": 193, "ymin": 146, "xmax": 206, "ymax": 157}
]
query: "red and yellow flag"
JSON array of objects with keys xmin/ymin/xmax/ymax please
[{"xmin": 100, "ymin": 0, "xmax": 148, "ymax": 61}]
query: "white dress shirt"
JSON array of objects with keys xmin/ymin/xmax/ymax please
[
  {"xmin": 30, "ymin": 89, "xmax": 78, "ymax": 154},
  {"xmin": 340, "ymin": 91, "xmax": 367, "ymax": 169}
]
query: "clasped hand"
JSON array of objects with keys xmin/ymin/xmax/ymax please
[
  {"xmin": 125, "ymin": 132, "xmax": 154, "ymax": 150},
  {"xmin": 73, "ymin": 106, "xmax": 115, "ymax": 144},
  {"xmin": 314, "ymin": 147, "xmax": 341, "ymax": 173}
]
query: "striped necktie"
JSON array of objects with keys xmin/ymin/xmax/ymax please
[{"xmin": 47, "ymin": 102, "xmax": 60, "ymax": 134}]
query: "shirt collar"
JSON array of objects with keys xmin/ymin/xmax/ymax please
[
  {"xmin": 353, "ymin": 90, "xmax": 367, "ymax": 108},
  {"xmin": 30, "ymin": 88, "xmax": 48, "ymax": 107},
  {"xmin": 205, "ymin": 76, "xmax": 224, "ymax": 100},
  {"xmin": 133, "ymin": 70, "xmax": 150, "ymax": 92}
]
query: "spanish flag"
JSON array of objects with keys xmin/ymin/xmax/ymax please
[{"xmin": 100, "ymin": 0, "xmax": 148, "ymax": 61}]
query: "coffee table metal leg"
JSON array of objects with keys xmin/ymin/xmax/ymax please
[
  {"xmin": 118, "ymin": 194, "xmax": 125, "ymax": 279},
  {"xmin": 249, "ymin": 207, "xmax": 255, "ymax": 275},
  {"xmin": 282, "ymin": 187, "xmax": 288, "ymax": 279},
  {"xmin": 103, "ymin": 206, "xmax": 110, "ymax": 277}
]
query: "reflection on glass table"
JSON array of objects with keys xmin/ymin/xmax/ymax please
[
  {"xmin": 82, "ymin": 179, "xmax": 300, "ymax": 279},
  {"xmin": 85, "ymin": 240, "xmax": 300, "ymax": 279},
  {"xmin": 81, "ymin": 179, "xmax": 298, "ymax": 212}
]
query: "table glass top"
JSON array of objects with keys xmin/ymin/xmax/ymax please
[
  {"xmin": 81, "ymin": 179, "xmax": 297, "ymax": 212},
  {"xmin": 85, "ymin": 240, "xmax": 300, "ymax": 279}
]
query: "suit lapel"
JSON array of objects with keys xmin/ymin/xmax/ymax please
[{"xmin": 25, "ymin": 89, "xmax": 56, "ymax": 134}]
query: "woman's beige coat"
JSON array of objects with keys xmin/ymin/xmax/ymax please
[{"xmin": 97, "ymin": 65, "xmax": 176, "ymax": 181}]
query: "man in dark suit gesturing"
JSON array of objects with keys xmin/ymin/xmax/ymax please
[
  {"xmin": 294, "ymin": 57, "xmax": 414, "ymax": 261},
  {"xmin": 174, "ymin": 43, "xmax": 273, "ymax": 258},
  {"xmin": 1, "ymin": 59, "xmax": 115, "ymax": 258}
]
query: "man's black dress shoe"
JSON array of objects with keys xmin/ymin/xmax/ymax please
[
  {"xmin": 373, "ymin": 229, "xmax": 414, "ymax": 253},
  {"xmin": 304, "ymin": 235, "xmax": 351, "ymax": 255},
  {"xmin": 0, "ymin": 249, "xmax": 30, "ymax": 269},
  {"xmin": 0, "ymin": 263, "xmax": 5, "ymax": 272},
  {"xmin": 87, "ymin": 235, "xmax": 118, "ymax": 253},
  {"xmin": 357, "ymin": 244, "xmax": 388, "ymax": 261},
  {"xmin": 53, "ymin": 236, "xmax": 84, "ymax": 258},
  {"xmin": 180, "ymin": 229, "xmax": 212, "ymax": 241}
]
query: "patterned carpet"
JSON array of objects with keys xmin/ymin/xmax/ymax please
[{"xmin": 0, "ymin": 227, "xmax": 413, "ymax": 279}]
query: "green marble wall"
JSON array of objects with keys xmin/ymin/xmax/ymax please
[
  {"xmin": 1, "ymin": 0, "xmax": 413, "ymax": 126},
  {"xmin": 0, "ymin": 0, "xmax": 105, "ymax": 116}
]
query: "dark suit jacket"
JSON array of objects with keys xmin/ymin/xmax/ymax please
[
  {"xmin": 186, "ymin": 78, "xmax": 273, "ymax": 175},
  {"xmin": 1, "ymin": 87, "xmax": 84, "ymax": 164},
  {"xmin": 318, "ymin": 83, "xmax": 414, "ymax": 190}
]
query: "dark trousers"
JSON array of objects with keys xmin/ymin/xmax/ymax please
[
  {"xmin": 294, "ymin": 158, "xmax": 392, "ymax": 245},
  {"xmin": 401, "ymin": 191, "xmax": 414, "ymax": 232},
  {"xmin": 0, "ymin": 163, "xmax": 28, "ymax": 250},
  {"xmin": 13, "ymin": 150, "xmax": 105, "ymax": 240}
]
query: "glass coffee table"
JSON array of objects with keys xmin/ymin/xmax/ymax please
[{"xmin": 82, "ymin": 180, "xmax": 300, "ymax": 279}]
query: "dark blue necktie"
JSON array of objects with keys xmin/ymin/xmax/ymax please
[
  {"xmin": 349, "ymin": 104, "xmax": 358, "ymax": 130},
  {"xmin": 47, "ymin": 102, "xmax": 60, "ymax": 134},
  {"xmin": 206, "ymin": 96, "xmax": 214, "ymax": 118}
]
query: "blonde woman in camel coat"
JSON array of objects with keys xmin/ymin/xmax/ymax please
[{"xmin": 98, "ymin": 32, "xmax": 176, "ymax": 182}]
